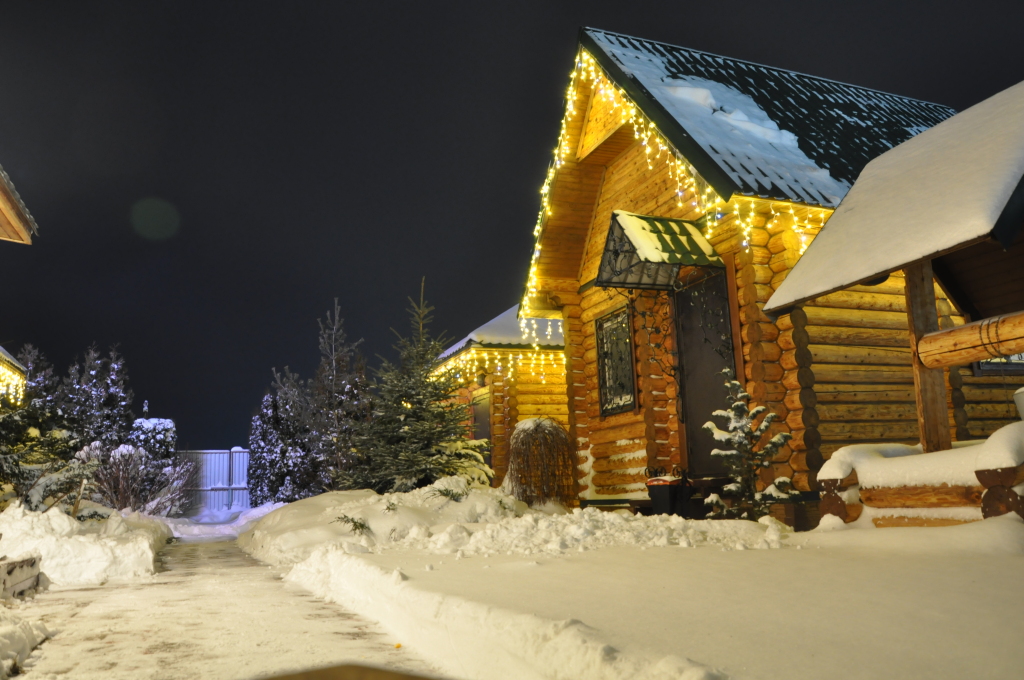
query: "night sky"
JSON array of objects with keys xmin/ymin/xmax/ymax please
[{"xmin": 1, "ymin": 1, "xmax": 1021, "ymax": 448}]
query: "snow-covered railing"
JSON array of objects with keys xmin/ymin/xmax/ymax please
[{"xmin": 819, "ymin": 422, "xmax": 1024, "ymax": 527}]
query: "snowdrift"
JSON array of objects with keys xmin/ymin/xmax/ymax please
[
  {"xmin": 0, "ymin": 607, "xmax": 48, "ymax": 679},
  {"xmin": 0, "ymin": 502, "xmax": 171, "ymax": 586},
  {"xmin": 239, "ymin": 477, "xmax": 799, "ymax": 680}
]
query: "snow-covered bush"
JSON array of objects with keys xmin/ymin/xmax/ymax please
[
  {"xmin": 702, "ymin": 368, "xmax": 792, "ymax": 519},
  {"xmin": 80, "ymin": 443, "xmax": 195, "ymax": 516},
  {"xmin": 127, "ymin": 417, "xmax": 177, "ymax": 460}
]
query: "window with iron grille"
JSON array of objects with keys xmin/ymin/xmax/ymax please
[{"xmin": 596, "ymin": 308, "xmax": 636, "ymax": 416}]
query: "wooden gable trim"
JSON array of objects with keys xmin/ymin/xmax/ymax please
[{"xmin": 0, "ymin": 183, "xmax": 32, "ymax": 245}]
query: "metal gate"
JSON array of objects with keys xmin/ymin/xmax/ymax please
[{"xmin": 180, "ymin": 449, "xmax": 250, "ymax": 514}]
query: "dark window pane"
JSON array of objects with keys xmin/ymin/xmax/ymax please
[{"xmin": 596, "ymin": 309, "xmax": 636, "ymax": 416}]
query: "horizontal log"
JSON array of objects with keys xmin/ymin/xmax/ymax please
[
  {"xmin": 789, "ymin": 449, "xmax": 823, "ymax": 472},
  {"xmin": 803, "ymin": 325, "xmax": 910, "ymax": 348},
  {"xmin": 515, "ymin": 405, "xmax": 570, "ymax": 416},
  {"xmin": 810, "ymin": 344, "xmax": 911, "ymax": 366},
  {"xmin": 958, "ymin": 385, "xmax": 1024, "ymax": 401},
  {"xmin": 814, "ymin": 384, "xmax": 915, "ymax": 402},
  {"xmin": 587, "ymin": 420, "xmax": 647, "ymax": 446},
  {"xmin": 859, "ymin": 484, "xmax": 983, "ymax": 508},
  {"xmin": 811, "ymin": 290, "xmax": 906, "ymax": 313},
  {"xmin": 786, "ymin": 407, "xmax": 820, "ymax": 430},
  {"xmin": 803, "ymin": 306, "xmax": 908, "ymax": 330},
  {"xmin": 758, "ymin": 322, "xmax": 780, "ymax": 342},
  {"xmin": 816, "ymin": 402, "xmax": 918, "ymax": 421},
  {"xmin": 784, "ymin": 387, "xmax": 818, "ymax": 410},
  {"xmin": 778, "ymin": 328, "xmax": 809, "ymax": 351},
  {"xmin": 789, "ymin": 427, "xmax": 821, "ymax": 451},
  {"xmin": 762, "ymin": 362, "xmax": 784, "ymax": 382},
  {"xmin": 592, "ymin": 470, "xmax": 648, "ymax": 488},
  {"xmin": 590, "ymin": 439, "xmax": 647, "ymax": 459},
  {"xmin": 780, "ymin": 347, "xmax": 813, "ymax": 370},
  {"xmin": 918, "ymin": 310, "xmax": 1024, "ymax": 369},
  {"xmin": 513, "ymin": 394, "xmax": 571, "ymax": 405},
  {"xmin": 871, "ymin": 516, "xmax": 977, "ymax": 528},
  {"xmin": 813, "ymin": 364, "xmax": 913, "ymax": 384},
  {"xmin": 792, "ymin": 471, "xmax": 817, "ymax": 492},
  {"xmin": 782, "ymin": 367, "xmax": 816, "ymax": 390},
  {"xmin": 964, "ymin": 402, "xmax": 1021, "ymax": 419},
  {"xmin": 819, "ymin": 420, "xmax": 921, "ymax": 440}
]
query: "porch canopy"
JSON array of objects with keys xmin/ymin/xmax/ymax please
[
  {"xmin": 766, "ymin": 79, "xmax": 1024, "ymax": 320},
  {"xmin": 764, "ymin": 79, "xmax": 1024, "ymax": 453},
  {"xmin": 596, "ymin": 210, "xmax": 724, "ymax": 290}
]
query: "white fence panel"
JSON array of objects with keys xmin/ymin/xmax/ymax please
[{"xmin": 181, "ymin": 449, "xmax": 250, "ymax": 515}]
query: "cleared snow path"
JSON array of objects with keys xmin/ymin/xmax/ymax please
[{"xmin": 17, "ymin": 539, "xmax": 442, "ymax": 680}]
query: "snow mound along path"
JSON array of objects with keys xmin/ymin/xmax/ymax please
[
  {"xmin": 287, "ymin": 546, "xmax": 724, "ymax": 680},
  {"xmin": 0, "ymin": 607, "xmax": 49, "ymax": 679},
  {"xmin": 0, "ymin": 502, "xmax": 171, "ymax": 586},
  {"xmin": 238, "ymin": 477, "xmax": 789, "ymax": 565}
]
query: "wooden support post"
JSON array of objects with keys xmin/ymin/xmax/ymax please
[{"xmin": 903, "ymin": 261, "xmax": 952, "ymax": 453}]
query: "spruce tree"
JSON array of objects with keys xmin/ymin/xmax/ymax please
[
  {"xmin": 61, "ymin": 346, "xmax": 134, "ymax": 448},
  {"xmin": 247, "ymin": 301, "xmax": 368, "ymax": 503},
  {"xmin": 339, "ymin": 283, "xmax": 490, "ymax": 493},
  {"xmin": 702, "ymin": 369, "xmax": 793, "ymax": 519}
]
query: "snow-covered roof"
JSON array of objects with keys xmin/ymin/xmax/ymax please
[
  {"xmin": 582, "ymin": 28, "xmax": 956, "ymax": 208},
  {"xmin": 614, "ymin": 211, "xmax": 723, "ymax": 266},
  {"xmin": 765, "ymin": 79, "xmax": 1024, "ymax": 316},
  {"xmin": 0, "ymin": 163, "xmax": 39, "ymax": 239},
  {"xmin": 0, "ymin": 345, "xmax": 26, "ymax": 374},
  {"xmin": 597, "ymin": 211, "xmax": 724, "ymax": 290},
  {"xmin": 440, "ymin": 306, "xmax": 563, "ymax": 360}
]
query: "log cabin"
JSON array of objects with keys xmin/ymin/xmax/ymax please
[
  {"xmin": 0, "ymin": 161, "xmax": 38, "ymax": 406},
  {"xmin": 0, "ymin": 163, "xmax": 37, "ymax": 245},
  {"xmin": 516, "ymin": 27, "xmax": 1019, "ymax": 518},
  {"xmin": 439, "ymin": 305, "xmax": 568, "ymax": 485},
  {"xmin": 766, "ymin": 78, "xmax": 1024, "ymax": 526}
]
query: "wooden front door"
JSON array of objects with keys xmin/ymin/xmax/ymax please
[{"xmin": 674, "ymin": 271, "xmax": 734, "ymax": 478}]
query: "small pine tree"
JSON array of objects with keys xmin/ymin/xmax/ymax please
[
  {"xmin": 702, "ymin": 368, "xmax": 793, "ymax": 519},
  {"xmin": 248, "ymin": 393, "xmax": 285, "ymax": 506},
  {"xmin": 339, "ymin": 282, "xmax": 492, "ymax": 493}
]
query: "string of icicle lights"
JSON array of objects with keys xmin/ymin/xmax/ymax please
[
  {"xmin": 0, "ymin": 362, "xmax": 25, "ymax": 405},
  {"xmin": 441, "ymin": 348, "xmax": 566, "ymax": 385},
  {"xmin": 521, "ymin": 48, "xmax": 720, "ymax": 322},
  {"xmin": 518, "ymin": 49, "xmax": 839, "ymax": 322}
]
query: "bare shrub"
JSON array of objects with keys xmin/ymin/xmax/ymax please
[
  {"xmin": 505, "ymin": 417, "xmax": 576, "ymax": 506},
  {"xmin": 82, "ymin": 444, "xmax": 196, "ymax": 515}
]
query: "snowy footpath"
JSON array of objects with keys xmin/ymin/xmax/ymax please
[{"xmin": 16, "ymin": 537, "xmax": 441, "ymax": 679}]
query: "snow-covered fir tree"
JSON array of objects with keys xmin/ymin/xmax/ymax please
[
  {"xmin": 339, "ymin": 285, "xmax": 491, "ymax": 493},
  {"xmin": 702, "ymin": 368, "xmax": 793, "ymax": 519},
  {"xmin": 248, "ymin": 301, "xmax": 368, "ymax": 503},
  {"xmin": 61, "ymin": 346, "xmax": 134, "ymax": 448}
]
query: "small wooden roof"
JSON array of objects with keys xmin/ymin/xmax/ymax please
[
  {"xmin": 0, "ymin": 163, "xmax": 38, "ymax": 244},
  {"xmin": 766, "ymin": 79, "xmax": 1024, "ymax": 317}
]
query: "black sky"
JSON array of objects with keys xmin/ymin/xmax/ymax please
[{"xmin": 1, "ymin": 0, "xmax": 1021, "ymax": 448}]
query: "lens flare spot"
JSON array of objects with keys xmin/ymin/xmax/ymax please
[{"xmin": 130, "ymin": 197, "xmax": 180, "ymax": 240}]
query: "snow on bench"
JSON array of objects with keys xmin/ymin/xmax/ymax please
[{"xmin": 818, "ymin": 421, "xmax": 1024, "ymax": 527}]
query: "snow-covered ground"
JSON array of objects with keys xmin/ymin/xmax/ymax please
[
  {"xmin": 158, "ymin": 503, "xmax": 284, "ymax": 539},
  {"xmin": 0, "ymin": 502, "xmax": 171, "ymax": 586},
  {"xmin": 18, "ymin": 538, "xmax": 441, "ymax": 679},
  {"xmin": 241, "ymin": 477, "xmax": 1024, "ymax": 680}
]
